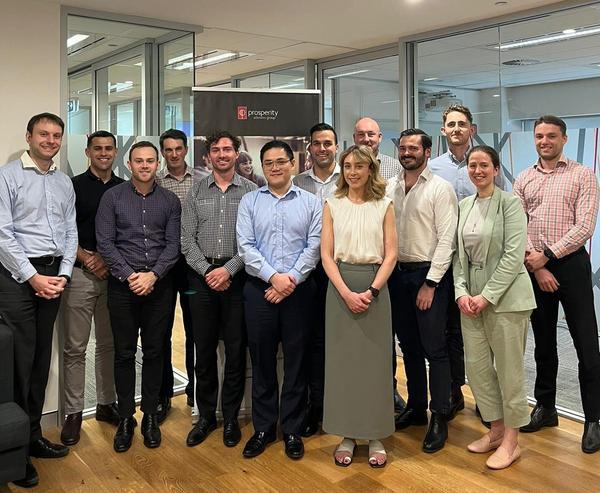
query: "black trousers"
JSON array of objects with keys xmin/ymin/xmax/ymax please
[
  {"xmin": 530, "ymin": 248, "xmax": 600, "ymax": 420},
  {"xmin": 244, "ymin": 276, "xmax": 314, "ymax": 434},
  {"xmin": 160, "ymin": 256, "xmax": 194, "ymax": 401},
  {"xmin": 305, "ymin": 262, "xmax": 327, "ymax": 416},
  {"xmin": 108, "ymin": 275, "xmax": 173, "ymax": 417},
  {"xmin": 389, "ymin": 264, "xmax": 451, "ymax": 414},
  {"xmin": 0, "ymin": 262, "xmax": 61, "ymax": 443},
  {"xmin": 446, "ymin": 278, "xmax": 465, "ymax": 388},
  {"xmin": 187, "ymin": 267, "xmax": 246, "ymax": 421}
]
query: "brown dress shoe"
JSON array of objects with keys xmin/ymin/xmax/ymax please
[{"xmin": 61, "ymin": 412, "xmax": 83, "ymax": 446}]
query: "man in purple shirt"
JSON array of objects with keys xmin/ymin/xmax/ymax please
[{"xmin": 96, "ymin": 141, "xmax": 181, "ymax": 453}]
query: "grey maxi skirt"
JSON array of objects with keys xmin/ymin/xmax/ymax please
[{"xmin": 322, "ymin": 262, "xmax": 394, "ymax": 440}]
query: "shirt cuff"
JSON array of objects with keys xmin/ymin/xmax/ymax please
[
  {"xmin": 115, "ymin": 266, "xmax": 135, "ymax": 282},
  {"xmin": 19, "ymin": 263, "xmax": 38, "ymax": 284},
  {"xmin": 289, "ymin": 268, "xmax": 303, "ymax": 285},
  {"xmin": 259, "ymin": 264, "xmax": 277, "ymax": 284}
]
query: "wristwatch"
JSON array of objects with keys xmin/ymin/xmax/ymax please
[
  {"xmin": 59, "ymin": 274, "xmax": 71, "ymax": 284},
  {"xmin": 368, "ymin": 286, "xmax": 380, "ymax": 298},
  {"xmin": 424, "ymin": 279, "xmax": 438, "ymax": 288},
  {"xmin": 543, "ymin": 247, "xmax": 556, "ymax": 260}
]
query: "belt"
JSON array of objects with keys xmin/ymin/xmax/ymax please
[
  {"xmin": 206, "ymin": 257, "xmax": 232, "ymax": 267},
  {"xmin": 398, "ymin": 261, "xmax": 431, "ymax": 271},
  {"xmin": 29, "ymin": 256, "xmax": 62, "ymax": 266}
]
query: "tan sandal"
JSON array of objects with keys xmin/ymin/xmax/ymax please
[{"xmin": 334, "ymin": 438, "xmax": 356, "ymax": 467}]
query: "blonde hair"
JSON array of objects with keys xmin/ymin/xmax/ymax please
[{"xmin": 335, "ymin": 145, "xmax": 386, "ymax": 201}]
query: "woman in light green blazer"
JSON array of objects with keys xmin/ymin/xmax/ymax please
[{"xmin": 453, "ymin": 145, "xmax": 536, "ymax": 470}]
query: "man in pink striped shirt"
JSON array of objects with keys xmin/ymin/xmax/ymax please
[{"xmin": 513, "ymin": 115, "xmax": 600, "ymax": 454}]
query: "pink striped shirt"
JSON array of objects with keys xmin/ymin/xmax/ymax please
[{"xmin": 513, "ymin": 155, "xmax": 599, "ymax": 259}]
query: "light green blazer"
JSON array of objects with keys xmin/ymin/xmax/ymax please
[{"xmin": 453, "ymin": 187, "xmax": 536, "ymax": 313}]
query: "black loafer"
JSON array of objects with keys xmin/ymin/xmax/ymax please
[
  {"xmin": 448, "ymin": 389, "xmax": 465, "ymax": 421},
  {"xmin": 582, "ymin": 420, "xmax": 600, "ymax": 454},
  {"xmin": 156, "ymin": 397, "xmax": 171, "ymax": 424},
  {"xmin": 283, "ymin": 433, "xmax": 304, "ymax": 460},
  {"xmin": 186, "ymin": 417, "xmax": 217, "ymax": 447},
  {"xmin": 300, "ymin": 406, "xmax": 322, "ymax": 438},
  {"xmin": 242, "ymin": 430, "xmax": 276, "ymax": 458},
  {"xmin": 12, "ymin": 457, "xmax": 39, "ymax": 488},
  {"xmin": 395, "ymin": 408, "xmax": 428, "ymax": 430},
  {"xmin": 141, "ymin": 413, "xmax": 161, "ymax": 448},
  {"xmin": 223, "ymin": 419, "xmax": 242, "ymax": 447},
  {"xmin": 520, "ymin": 404, "xmax": 558, "ymax": 433},
  {"xmin": 394, "ymin": 389, "xmax": 407, "ymax": 414},
  {"xmin": 96, "ymin": 402, "xmax": 121, "ymax": 426},
  {"xmin": 29, "ymin": 437, "xmax": 70, "ymax": 459},
  {"xmin": 422, "ymin": 412, "xmax": 448, "ymax": 453},
  {"xmin": 61, "ymin": 412, "xmax": 83, "ymax": 446},
  {"xmin": 114, "ymin": 416, "xmax": 137, "ymax": 453}
]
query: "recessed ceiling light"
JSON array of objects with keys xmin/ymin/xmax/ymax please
[
  {"xmin": 502, "ymin": 58, "xmax": 541, "ymax": 66},
  {"xmin": 563, "ymin": 28, "xmax": 576, "ymax": 34},
  {"xmin": 498, "ymin": 25, "xmax": 600, "ymax": 50},
  {"xmin": 492, "ymin": 94, "xmax": 500, "ymax": 98},
  {"xmin": 67, "ymin": 34, "xmax": 89, "ymax": 47},
  {"xmin": 328, "ymin": 69, "xmax": 370, "ymax": 79},
  {"xmin": 423, "ymin": 77, "xmax": 439, "ymax": 82}
]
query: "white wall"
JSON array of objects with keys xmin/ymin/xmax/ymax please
[{"xmin": 0, "ymin": 0, "xmax": 62, "ymax": 420}]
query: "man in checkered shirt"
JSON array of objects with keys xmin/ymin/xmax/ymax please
[{"xmin": 513, "ymin": 115, "xmax": 600, "ymax": 454}]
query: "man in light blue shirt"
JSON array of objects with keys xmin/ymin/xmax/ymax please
[
  {"xmin": 237, "ymin": 140, "xmax": 321, "ymax": 461},
  {"xmin": 0, "ymin": 112, "xmax": 77, "ymax": 488}
]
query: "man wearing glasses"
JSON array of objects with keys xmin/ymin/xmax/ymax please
[{"xmin": 237, "ymin": 140, "xmax": 321, "ymax": 460}]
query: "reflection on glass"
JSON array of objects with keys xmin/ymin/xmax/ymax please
[{"xmin": 68, "ymin": 72, "xmax": 92, "ymax": 136}]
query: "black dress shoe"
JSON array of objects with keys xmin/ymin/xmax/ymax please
[
  {"xmin": 520, "ymin": 404, "xmax": 558, "ymax": 433},
  {"xmin": 141, "ymin": 413, "xmax": 161, "ymax": 448},
  {"xmin": 156, "ymin": 397, "xmax": 171, "ymax": 424},
  {"xmin": 448, "ymin": 388, "xmax": 465, "ymax": 421},
  {"xmin": 394, "ymin": 389, "xmax": 407, "ymax": 414},
  {"xmin": 395, "ymin": 408, "xmax": 428, "ymax": 430},
  {"xmin": 582, "ymin": 420, "xmax": 600, "ymax": 454},
  {"xmin": 29, "ymin": 437, "xmax": 69, "ymax": 459},
  {"xmin": 242, "ymin": 430, "xmax": 276, "ymax": 458},
  {"xmin": 12, "ymin": 457, "xmax": 39, "ymax": 488},
  {"xmin": 114, "ymin": 416, "xmax": 137, "ymax": 453},
  {"xmin": 422, "ymin": 412, "xmax": 448, "ymax": 453},
  {"xmin": 186, "ymin": 416, "xmax": 217, "ymax": 447},
  {"xmin": 96, "ymin": 402, "xmax": 121, "ymax": 426},
  {"xmin": 300, "ymin": 406, "xmax": 322, "ymax": 438},
  {"xmin": 283, "ymin": 433, "xmax": 304, "ymax": 460},
  {"xmin": 61, "ymin": 412, "xmax": 83, "ymax": 446},
  {"xmin": 223, "ymin": 419, "xmax": 242, "ymax": 447}
]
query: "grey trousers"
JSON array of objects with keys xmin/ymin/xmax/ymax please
[
  {"xmin": 461, "ymin": 265, "xmax": 531, "ymax": 429},
  {"xmin": 60, "ymin": 266, "xmax": 116, "ymax": 414}
]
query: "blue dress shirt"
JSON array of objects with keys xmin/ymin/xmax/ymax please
[
  {"xmin": 236, "ymin": 184, "xmax": 322, "ymax": 284},
  {"xmin": 0, "ymin": 152, "xmax": 77, "ymax": 283}
]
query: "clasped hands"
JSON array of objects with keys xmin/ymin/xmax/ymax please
[
  {"xmin": 127, "ymin": 271, "xmax": 156, "ymax": 296},
  {"xmin": 29, "ymin": 273, "xmax": 67, "ymax": 299},
  {"xmin": 343, "ymin": 289, "xmax": 373, "ymax": 314},
  {"xmin": 457, "ymin": 294, "xmax": 490, "ymax": 317},
  {"xmin": 265, "ymin": 273, "xmax": 296, "ymax": 304},
  {"xmin": 205, "ymin": 267, "xmax": 231, "ymax": 291},
  {"xmin": 82, "ymin": 250, "xmax": 109, "ymax": 280},
  {"xmin": 525, "ymin": 250, "xmax": 559, "ymax": 293}
]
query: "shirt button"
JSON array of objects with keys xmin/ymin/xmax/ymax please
[{"xmin": 219, "ymin": 224, "xmax": 223, "ymax": 228}]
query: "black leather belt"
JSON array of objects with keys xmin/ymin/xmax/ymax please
[
  {"xmin": 29, "ymin": 256, "xmax": 62, "ymax": 266},
  {"xmin": 398, "ymin": 261, "xmax": 431, "ymax": 271},
  {"xmin": 206, "ymin": 257, "xmax": 232, "ymax": 267}
]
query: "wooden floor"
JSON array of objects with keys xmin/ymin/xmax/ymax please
[{"xmin": 2, "ymin": 309, "xmax": 599, "ymax": 492}]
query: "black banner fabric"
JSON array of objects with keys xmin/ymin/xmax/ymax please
[{"xmin": 193, "ymin": 89, "xmax": 320, "ymax": 137}]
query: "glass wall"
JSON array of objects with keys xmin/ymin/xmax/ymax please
[
  {"xmin": 237, "ymin": 65, "xmax": 305, "ymax": 89},
  {"xmin": 412, "ymin": 2, "xmax": 600, "ymax": 418}
]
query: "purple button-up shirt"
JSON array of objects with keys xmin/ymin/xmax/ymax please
[{"xmin": 96, "ymin": 180, "xmax": 181, "ymax": 281}]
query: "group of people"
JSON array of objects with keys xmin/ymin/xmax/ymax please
[{"xmin": 0, "ymin": 106, "xmax": 599, "ymax": 488}]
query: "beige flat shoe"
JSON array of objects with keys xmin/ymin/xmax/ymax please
[
  {"xmin": 467, "ymin": 433, "xmax": 503, "ymax": 453},
  {"xmin": 486, "ymin": 445, "xmax": 521, "ymax": 470}
]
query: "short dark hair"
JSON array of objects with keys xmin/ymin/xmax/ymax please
[
  {"xmin": 87, "ymin": 130, "xmax": 116, "ymax": 148},
  {"xmin": 399, "ymin": 128, "xmax": 432, "ymax": 150},
  {"xmin": 309, "ymin": 122, "xmax": 338, "ymax": 144},
  {"xmin": 260, "ymin": 140, "xmax": 293, "ymax": 163},
  {"xmin": 206, "ymin": 130, "xmax": 241, "ymax": 152},
  {"xmin": 442, "ymin": 104, "xmax": 473, "ymax": 124},
  {"xmin": 466, "ymin": 145, "xmax": 500, "ymax": 169},
  {"xmin": 27, "ymin": 112, "xmax": 65, "ymax": 135},
  {"xmin": 534, "ymin": 115, "xmax": 567, "ymax": 136},
  {"xmin": 159, "ymin": 128, "xmax": 188, "ymax": 150},
  {"xmin": 128, "ymin": 141, "xmax": 159, "ymax": 161}
]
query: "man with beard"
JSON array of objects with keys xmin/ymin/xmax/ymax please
[
  {"xmin": 181, "ymin": 130, "xmax": 257, "ymax": 449},
  {"xmin": 60, "ymin": 130, "xmax": 123, "ymax": 447},
  {"xmin": 387, "ymin": 129, "xmax": 457, "ymax": 453},
  {"xmin": 293, "ymin": 123, "xmax": 340, "ymax": 437},
  {"xmin": 514, "ymin": 115, "xmax": 600, "ymax": 454},
  {"xmin": 353, "ymin": 117, "xmax": 401, "ymax": 181}
]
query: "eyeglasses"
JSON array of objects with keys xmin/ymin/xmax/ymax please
[{"xmin": 263, "ymin": 159, "xmax": 291, "ymax": 169}]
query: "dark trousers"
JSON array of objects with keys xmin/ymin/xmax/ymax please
[
  {"xmin": 187, "ymin": 267, "xmax": 246, "ymax": 421},
  {"xmin": 389, "ymin": 269, "xmax": 401, "ymax": 394},
  {"xmin": 244, "ymin": 276, "xmax": 314, "ymax": 434},
  {"xmin": 0, "ymin": 262, "xmax": 61, "ymax": 443},
  {"xmin": 306, "ymin": 262, "xmax": 327, "ymax": 416},
  {"xmin": 447, "ymin": 279, "xmax": 465, "ymax": 388},
  {"xmin": 389, "ymin": 264, "xmax": 451, "ymax": 414},
  {"xmin": 108, "ymin": 275, "xmax": 173, "ymax": 417},
  {"xmin": 530, "ymin": 248, "xmax": 600, "ymax": 420},
  {"xmin": 160, "ymin": 255, "xmax": 194, "ymax": 401}
]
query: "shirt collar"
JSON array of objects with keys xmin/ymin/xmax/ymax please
[
  {"xmin": 307, "ymin": 163, "xmax": 340, "ymax": 184},
  {"xmin": 448, "ymin": 147, "xmax": 469, "ymax": 165},
  {"xmin": 260, "ymin": 182, "xmax": 299, "ymax": 199},
  {"xmin": 534, "ymin": 154, "xmax": 568, "ymax": 172},
  {"xmin": 85, "ymin": 167, "xmax": 119, "ymax": 184},
  {"xmin": 399, "ymin": 165, "xmax": 432, "ymax": 183},
  {"xmin": 207, "ymin": 172, "xmax": 241, "ymax": 188},
  {"xmin": 129, "ymin": 179, "xmax": 157, "ymax": 196},
  {"xmin": 159, "ymin": 164, "xmax": 193, "ymax": 180},
  {"xmin": 21, "ymin": 151, "xmax": 57, "ymax": 173}
]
